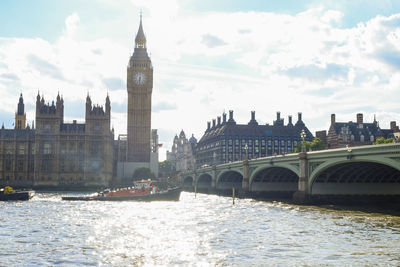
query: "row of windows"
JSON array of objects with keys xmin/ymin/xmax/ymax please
[
  {"xmin": 0, "ymin": 160, "xmax": 102, "ymax": 173},
  {"xmin": 132, "ymin": 63, "xmax": 149, "ymax": 68},
  {"xmin": 0, "ymin": 159, "xmax": 34, "ymax": 172},
  {"xmin": 196, "ymin": 146, "xmax": 295, "ymax": 166},
  {"xmin": 0, "ymin": 143, "xmax": 33, "ymax": 155},
  {"xmin": 0, "ymin": 176, "xmax": 97, "ymax": 182},
  {"xmin": 0, "ymin": 141, "xmax": 104, "ymax": 155},
  {"xmin": 199, "ymin": 138, "xmax": 302, "ymax": 151},
  {"xmin": 0, "ymin": 175, "xmax": 30, "ymax": 181},
  {"xmin": 221, "ymin": 146, "xmax": 293, "ymax": 153},
  {"xmin": 341, "ymin": 135, "xmax": 375, "ymax": 142}
]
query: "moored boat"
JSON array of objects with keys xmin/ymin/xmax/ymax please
[
  {"xmin": 62, "ymin": 180, "xmax": 182, "ymax": 201},
  {"xmin": 0, "ymin": 186, "xmax": 34, "ymax": 201}
]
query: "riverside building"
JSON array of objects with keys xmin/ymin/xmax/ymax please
[
  {"xmin": 326, "ymin": 113, "xmax": 397, "ymax": 148},
  {"xmin": 0, "ymin": 93, "xmax": 114, "ymax": 188},
  {"xmin": 195, "ymin": 111, "xmax": 314, "ymax": 167}
]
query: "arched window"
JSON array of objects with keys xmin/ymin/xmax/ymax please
[{"xmin": 360, "ymin": 135, "xmax": 364, "ymax": 142}]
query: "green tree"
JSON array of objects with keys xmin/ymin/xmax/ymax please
[
  {"xmin": 158, "ymin": 160, "xmax": 175, "ymax": 178},
  {"xmin": 294, "ymin": 138, "xmax": 326, "ymax": 153},
  {"xmin": 373, "ymin": 137, "xmax": 393, "ymax": 145},
  {"xmin": 132, "ymin": 167, "xmax": 155, "ymax": 181}
]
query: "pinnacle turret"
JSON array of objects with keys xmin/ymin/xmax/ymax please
[{"xmin": 17, "ymin": 93, "xmax": 24, "ymax": 115}]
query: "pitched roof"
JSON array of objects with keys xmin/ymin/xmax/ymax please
[{"xmin": 332, "ymin": 121, "xmax": 394, "ymax": 141}]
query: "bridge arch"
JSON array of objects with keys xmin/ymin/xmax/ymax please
[
  {"xmin": 183, "ymin": 176, "xmax": 194, "ymax": 188},
  {"xmin": 310, "ymin": 159, "xmax": 400, "ymax": 195},
  {"xmin": 217, "ymin": 170, "xmax": 243, "ymax": 190},
  {"xmin": 250, "ymin": 166, "xmax": 299, "ymax": 193},
  {"xmin": 196, "ymin": 173, "xmax": 212, "ymax": 189}
]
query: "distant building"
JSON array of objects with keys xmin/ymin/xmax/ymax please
[
  {"xmin": 326, "ymin": 113, "xmax": 395, "ymax": 148},
  {"xmin": 390, "ymin": 121, "xmax": 400, "ymax": 133},
  {"xmin": 390, "ymin": 121, "xmax": 400, "ymax": 142},
  {"xmin": 195, "ymin": 111, "xmax": 314, "ymax": 167},
  {"xmin": 315, "ymin": 130, "xmax": 327, "ymax": 146},
  {"xmin": 167, "ymin": 130, "xmax": 196, "ymax": 172}
]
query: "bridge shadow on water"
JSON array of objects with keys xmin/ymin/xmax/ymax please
[{"xmin": 182, "ymin": 187, "xmax": 400, "ymax": 216}]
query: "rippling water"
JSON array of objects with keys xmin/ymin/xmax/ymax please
[{"xmin": 1, "ymin": 192, "xmax": 400, "ymax": 266}]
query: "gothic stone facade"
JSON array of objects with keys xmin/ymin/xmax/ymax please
[{"xmin": 0, "ymin": 93, "xmax": 113, "ymax": 188}]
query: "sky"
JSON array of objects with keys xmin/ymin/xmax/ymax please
[{"xmin": 0, "ymin": 0, "xmax": 400, "ymax": 161}]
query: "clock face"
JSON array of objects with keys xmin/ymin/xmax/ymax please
[{"xmin": 134, "ymin": 72, "xmax": 146, "ymax": 85}]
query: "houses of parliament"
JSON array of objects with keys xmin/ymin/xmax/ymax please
[{"xmin": 0, "ymin": 16, "xmax": 157, "ymax": 188}]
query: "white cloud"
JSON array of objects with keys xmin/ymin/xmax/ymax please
[{"xmin": 64, "ymin": 12, "xmax": 80, "ymax": 37}]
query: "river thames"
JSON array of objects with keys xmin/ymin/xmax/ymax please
[{"xmin": 1, "ymin": 192, "xmax": 400, "ymax": 266}]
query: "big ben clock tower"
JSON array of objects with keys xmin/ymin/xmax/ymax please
[{"xmin": 127, "ymin": 15, "xmax": 153, "ymax": 162}]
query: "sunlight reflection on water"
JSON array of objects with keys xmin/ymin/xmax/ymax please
[{"xmin": 1, "ymin": 192, "xmax": 400, "ymax": 266}]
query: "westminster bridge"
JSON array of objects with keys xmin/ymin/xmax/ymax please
[{"xmin": 179, "ymin": 143, "xmax": 400, "ymax": 203}]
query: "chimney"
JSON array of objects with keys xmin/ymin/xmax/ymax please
[
  {"xmin": 217, "ymin": 116, "xmax": 221, "ymax": 126},
  {"xmin": 251, "ymin": 111, "xmax": 255, "ymax": 121},
  {"xmin": 229, "ymin": 110, "xmax": 233, "ymax": 120},
  {"xmin": 331, "ymin": 114, "xmax": 336, "ymax": 124},
  {"xmin": 298, "ymin": 112, "xmax": 302, "ymax": 122},
  {"xmin": 212, "ymin": 119, "xmax": 216, "ymax": 128},
  {"xmin": 222, "ymin": 112, "xmax": 227, "ymax": 123},
  {"xmin": 288, "ymin": 115, "xmax": 292, "ymax": 125},
  {"xmin": 207, "ymin": 121, "xmax": 211, "ymax": 130},
  {"xmin": 390, "ymin": 121, "xmax": 397, "ymax": 131},
  {"xmin": 356, "ymin": 113, "xmax": 363, "ymax": 125},
  {"xmin": 277, "ymin": 111, "xmax": 281, "ymax": 121}
]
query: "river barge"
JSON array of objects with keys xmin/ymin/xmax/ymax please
[{"xmin": 62, "ymin": 180, "xmax": 182, "ymax": 201}]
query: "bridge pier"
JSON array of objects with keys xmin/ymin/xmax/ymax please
[
  {"xmin": 211, "ymin": 166, "xmax": 216, "ymax": 188},
  {"xmin": 293, "ymin": 151, "xmax": 310, "ymax": 203},
  {"xmin": 193, "ymin": 172, "xmax": 197, "ymax": 188}
]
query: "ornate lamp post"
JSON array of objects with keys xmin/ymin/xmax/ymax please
[
  {"xmin": 301, "ymin": 129, "xmax": 306, "ymax": 153},
  {"xmin": 242, "ymin": 142, "xmax": 250, "ymax": 192},
  {"xmin": 244, "ymin": 143, "xmax": 249, "ymax": 161},
  {"xmin": 293, "ymin": 128, "xmax": 309, "ymax": 203},
  {"xmin": 213, "ymin": 151, "xmax": 217, "ymax": 166},
  {"xmin": 193, "ymin": 157, "xmax": 197, "ymax": 191}
]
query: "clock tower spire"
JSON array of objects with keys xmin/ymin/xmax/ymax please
[
  {"xmin": 127, "ymin": 14, "xmax": 153, "ymax": 163},
  {"xmin": 135, "ymin": 11, "xmax": 146, "ymax": 49}
]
